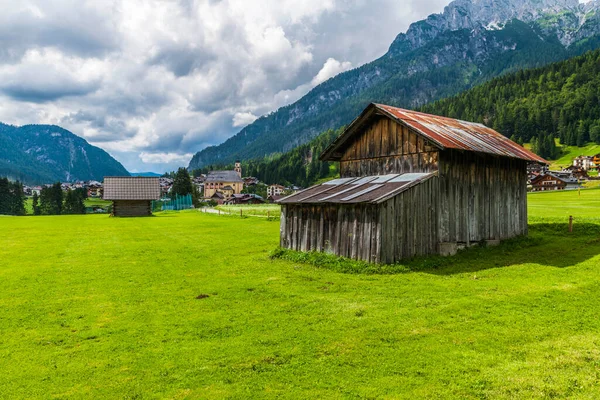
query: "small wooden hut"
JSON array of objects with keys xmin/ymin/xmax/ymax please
[
  {"xmin": 278, "ymin": 103, "xmax": 547, "ymax": 263},
  {"xmin": 103, "ymin": 177, "xmax": 161, "ymax": 217}
]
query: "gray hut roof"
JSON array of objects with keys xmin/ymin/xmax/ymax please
[
  {"xmin": 205, "ymin": 170, "xmax": 243, "ymax": 183},
  {"xmin": 278, "ymin": 172, "xmax": 436, "ymax": 205},
  {"xmin": 103, "ymin": 177, "xmax": 161, "ymax": 200}
]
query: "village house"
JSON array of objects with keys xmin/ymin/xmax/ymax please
[
  {"xmin": 573, "ymin": 155, "xmax": 594, "ymax": 171},
  {"xmin": 278, "ymin": 103, "xmax": 547, "ymax": 263},
  {"xmin": 224, "ymin": 193, "xmax": 265, "ymax": 205},
  {"xmin": 243, "ymin": 177, "xmax": 259, "ymax": 186},
  {"xmin": 562, "ymin": 165, "xmax": 588, "ymax": 180},
  {"xmin": 592, "ymin": 154, "xmax": 600, "ymax": 170},
  {"xmin": 530, "ymin": 172, "xmax": 580, "ymax": 191},
  {"xmin": 204, "ymin": 162, "xmax": 244, "ymax": 200},
  {"xmin": 103, "ymin": 177, "xmax": 160, "ymax": 217},
  {"xmin": 267, "ymin": 184, "xmax": 286, "ymax": 197},
  {"xmin": 87, "ymin": 181, "xmax": 103, "ymax": 198},
  {"xmin": 159, "ymin": 177, "xmax": 173, "ymax": 197}
]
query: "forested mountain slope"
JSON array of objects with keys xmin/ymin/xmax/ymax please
[
  {"xmin": 422, "ymin": 49, "xmax": 600, "ymax": 158},
  {"xmin": 0, "ymin": 123, "xmax": 129, "ymax": 184},
  {"xmin": 189, "ymin": 0, "xmax": 600, "ymax": 169},
  {"xmin": 205, "ymin": 48, "xmax": 600, "ymax": 187}
]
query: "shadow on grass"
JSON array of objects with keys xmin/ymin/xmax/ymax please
[{"xmin": 271, "ymin": 222, "xmax": 600, "ymax": 276}]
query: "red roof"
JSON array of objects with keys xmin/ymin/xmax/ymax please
[{"xmin": 321, "ymin": 103, "xmax": 547, "ymax": 164}]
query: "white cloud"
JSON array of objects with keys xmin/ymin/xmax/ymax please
[
  {"xmin": 312, "ymin": 58, "xmax": 353, "ymax": 86},
  {"xmin": 233, "ymin": 112, "xmax": 259, "ymax": 128},
  {"xmin": 0, "ymin": 0, "xmax": 449, "ymax": 173},
  {"xmin": 139, "ymin": 152, "xmax": 194, "ymax": 165}
]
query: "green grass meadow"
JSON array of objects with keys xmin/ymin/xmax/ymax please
[{"xmin": 1, "ymin": 190, "xmax": 600, "ymax": 398}]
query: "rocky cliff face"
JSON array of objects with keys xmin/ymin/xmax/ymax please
[
  {"xmin": 390, "ymin": 0, "xmax": 600, "ymax": 55},
  {"xmin": 189, "ymin": 0, "xmax": 600, "ymax": 170}
]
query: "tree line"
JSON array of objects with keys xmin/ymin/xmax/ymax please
[
  {"xmin": 31, "ymin": 183, "xmax": 88, "ymax": 215},
  {"xmin": 0, "ymin": 178, "xmax": 26, "ymax": 216}
]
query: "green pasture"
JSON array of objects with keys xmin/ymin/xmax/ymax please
[
  {"xmin": 1, "ymin": 191, "xmax": 600, "ymax": 398},
  {"xmin": 215, "ymin": 203, "xmax": 281, "ymax": 218}
]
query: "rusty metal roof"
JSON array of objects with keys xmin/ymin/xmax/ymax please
[
  {"xmin": 321, "ymin": 103, "xmax": 547, "ymax": 164},
  {"xmin": 277, "ymin": 172, "xmax": 436, "ymax": 205}
]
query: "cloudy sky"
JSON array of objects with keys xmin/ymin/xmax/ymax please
[{"xmin": 0, "ymin": 0, "xmax": 449, "ymax": 173}]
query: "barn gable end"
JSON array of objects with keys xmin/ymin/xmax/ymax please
[{"xmin": 279, "ymin": 103, "xmax": 547, "ymax": 263}]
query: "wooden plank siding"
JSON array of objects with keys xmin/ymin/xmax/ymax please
[
  {"xmin": 437, "ymin": 150, "xmax": 528, "ymax": 244},
  {"xmin": 280, "ymin": 114, "xmax": 530, "ymax": 264},
  {"xmin": 280, "ymin": 203, "xmax": 382, "ymax": 263},
  {"xmin": 378, "ymin": 175, "xmax": 439, "ymax": 263},
  {"xmin": 339, "ymin": 117, "xmax": 439, "ymax": 177},
  {"xmin": 113, "ymin": 200, "xmax": 152, "ymax": 217}
]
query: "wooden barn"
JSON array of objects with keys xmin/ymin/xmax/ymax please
[
  {"xmin": 278, "ymin": 103, "xmax": 547, "ymax": 263},
  {"xmin": 103, "ymin": 177, "xmax": 161, "ymax": 217}
]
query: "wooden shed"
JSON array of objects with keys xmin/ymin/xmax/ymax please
[
  {"xmin": 278, "ymin": 103, "xmax": 547, "ymax": 263},
  {"xmin": 103, "ymin": 177, "xmax": 161, "ymax": 217}
]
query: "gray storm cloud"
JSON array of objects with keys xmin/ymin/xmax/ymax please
[{"xmin": 0, "ymin": 0, "xmax": 448, "ymax": 173}]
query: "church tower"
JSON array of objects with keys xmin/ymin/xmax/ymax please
[{"xmin": 234, "ymin": 161, "xmax": 242, "ymax": 177}]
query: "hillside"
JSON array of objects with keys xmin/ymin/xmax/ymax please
[
  {"xmin": 422, "ymin": 49, "xmax": 600, "ymax": 158},
  {"xmin": 0, "ymin": 123, "xmax": 129, "ymax": 184},
  {"xmin": 211, "ymin": 48, "xmax": 600, "ymax": 188},
  {"xmin": 192, "ymin": 128, "xmax": 342, "ymax": 187},
  {"xmin": 189, "ymin": 0, "xmax": 600, "ymax": 169}
]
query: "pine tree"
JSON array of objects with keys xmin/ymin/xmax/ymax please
[
  {"xmin": 171, "ymin": 168, "xmax": 194, "ymax": 198},
  {"xmin": 40, "ymin": 183, "xmax": 63, "ymax": 215},
  {"xmin": 63, "ymin": 189, "xmax": 86, "ymax": 214},
  {"xmin": 9, "ymin": 181, "xmax": 26, "ymax": 216},
  {"xmin": 32, "ymin": 192, "xmax": 40, "ymax": 215}
]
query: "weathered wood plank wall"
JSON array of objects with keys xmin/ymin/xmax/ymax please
[
  {"xmin": 379, "ymin": 176, "xmax": 439, "ymax": 263},
  {"xmin": 340, "ymin": 117, "xmax": 439, "ymax": 177},
  {"xmin": 280, "ymin": 203, "xmax": 382, "ymax": 263},
  {"xmin": 438, "ymin": 150, "xmax": 528, "ymax": 244},
  {"xmin": 113, "ymin": 200, "xmax": 152, "ymax": 217}
]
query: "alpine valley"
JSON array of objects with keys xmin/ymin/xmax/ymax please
[
  {"xmin": 0, "ymin": 123, "xmax": 129, "ymax": 184},
  {"xmin": 189, "ymin": 0, "xmax": 600, "ymax": 169}
]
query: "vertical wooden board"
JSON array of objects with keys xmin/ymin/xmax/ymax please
[
  {"xmin": 408, "ymin": 130, "xmax": 417, "ymax": 154},
  {"xmin": 399, "ymin": 126, "xmax": 406, "ymax": 155},
  {"xmin": 317, "ymin": 207, "xmax": 324, "ymax": 251},
  {"xmin": 309, "ymin": 206, "xmax": 317, "ymax": 251},
  {"xmin": 388, "ymin": 197, "xmax": 396, "ymax": 263},
  {"xmin": 390, "ymin": 120, "xmax": 398, "ymax": 156},
  {"xmin": 381, "ymin": 119, "xmax": 389, "ymax": 156},
  {"xmin": 364, "ymin": 205, "xmax": 372, "ymax": 262},
  {"xmin": 371, "ymin": 207, "xmax": 380, "ymax": 263},
  {"xmin": 280, "ymin": 206, "xmax": 287, "ymax": 247}
]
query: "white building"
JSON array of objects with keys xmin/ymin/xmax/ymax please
[
  {"xmin": 573, "ymin": 155, "xmax": 594, "ymax": 170},
  {"xmin": 267, "ymin": 184, "xmax": 286, "ymax": 197}
]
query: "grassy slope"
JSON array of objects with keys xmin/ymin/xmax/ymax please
[
  {"xmin": 548, "ymin": 142, "xmax": 600, "ymax": 170},
  {"xmin": 1, "ymin": 193, "xmax": 600, "ymax": 398}
]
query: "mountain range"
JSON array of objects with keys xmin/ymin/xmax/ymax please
[
  {"xmin": 189, "ymin": 0, "xmax": 600, "ymax": 170},
  {"xmin": 0, "ymin": 123, "xmax": 129, "ymax": 184}
]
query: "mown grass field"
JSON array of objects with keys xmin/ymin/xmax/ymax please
[
  {"xmin": 215, "ymin": 204, "xmax": 281, "ymax": 218},
  {"xmin": 1, "ymin": 190, "xmax": 600, "ymax": 398}
]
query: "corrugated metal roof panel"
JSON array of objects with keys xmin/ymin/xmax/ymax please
[
  {"xmin": 376, "ymin": 104, "xmax": 547, "ymax": 163},
  {"xmin": 320, "ymin": 103, "xmax": 548, "ymax": 164},
  {"xmin": 323, "ymin": 177, "xmax": 355, "ymax": 185},
  {"xmin": 389, "ymin": 172, "xmax": 431, "ymax": 182},
  {"xmin": 277, "ymin": 172, "xmax": 436, "ymax": 205}
]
